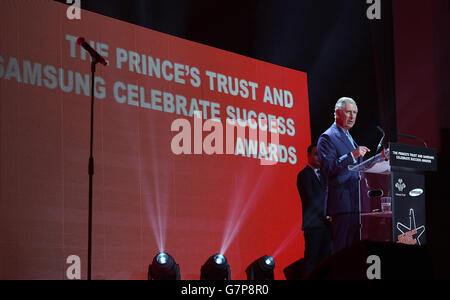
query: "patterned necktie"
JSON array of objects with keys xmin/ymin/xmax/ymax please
[{"xmin": 345, "ymin": 130, "xmax": 357, "ymax": 149}]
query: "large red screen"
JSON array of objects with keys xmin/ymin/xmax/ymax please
[{"xmin": 0, "ymin": 0, "xmax": 310, "ymax": 279}]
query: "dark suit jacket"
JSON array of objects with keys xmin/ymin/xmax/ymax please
[
  {"xmin": 317, "ymin": 123, "xmax": 361, "ymax": 216},
  {"xmin": 297, "ymin": 165, "xmax": 328, "ymax": 230}
]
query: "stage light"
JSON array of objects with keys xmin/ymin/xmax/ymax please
[
  {"xmin": 214, "ymin": 254, "xmax": 226, "ymax": 265},
  {"xmin": 200, "ymin": 253, "xmax": 231, "ymax": 280},
  {"xmin": 148, "ymin": 252, "xmax": 181, "ymax": 280},
  {"xmin": 246, "ymin": 255, "xmax": 275, "ymax": 280},
  {"xmin": 265, "ymin": 256, "xmax": 274, "ymax": 266},
  {"xmin": 156, "ymin": 252, "xmax": 168, "ymax": 264}
]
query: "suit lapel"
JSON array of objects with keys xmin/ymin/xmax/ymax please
[{"xmin": 332, "ymin": 124, "xmax": 356, "ymax": 153}]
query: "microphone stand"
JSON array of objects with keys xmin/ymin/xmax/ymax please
[
  {"xmin": 88, "ymin": 59, "xmax": 99, "ymax": 281},
  {"xmin": 77, "ymin": 37, "xmax": 107, "ymax": 280}
]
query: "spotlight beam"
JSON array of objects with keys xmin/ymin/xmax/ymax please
[
  {"xmin": 141, "ymin": 125, "xmax": 171, "ymax": 254},
  {"xmin": 271, "ymin": 225, "xmax": 301, "ymax": 259},
  {"xmin": 220, "ymin": 171, "xmax": 270, "ymax": 255}
]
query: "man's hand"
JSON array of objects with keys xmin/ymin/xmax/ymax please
[{"xmin": 352, "ymin": 146, "xmax": 370, "ymax": 158}]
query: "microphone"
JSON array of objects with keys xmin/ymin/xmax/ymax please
[
  {"xmin": 376, "ymin": 125, "xmax": 385, "ymax": 153},
  {"xmin": 77, "ymin": 37, "xmax": 108, "ymax": 66},
  {"xmin": 398, "ymin": 133, "xmax": 428, "ymax": 148}
]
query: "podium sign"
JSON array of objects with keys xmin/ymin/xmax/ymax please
[
  {"xmin": 390, "ymin": 142, "xmax": 437, "ymax": 171},
  {"xmin": 349, "ymin": 143, "xmax": 436, "ymax": 245}
]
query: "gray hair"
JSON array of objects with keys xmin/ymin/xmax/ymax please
[
  {"xmin": 334, "ymin": 97, "xmax": 358, "ymax": 119},
  {"xmin": 335, "ymin": 97, "xmax": 357, "ymax": 111}
]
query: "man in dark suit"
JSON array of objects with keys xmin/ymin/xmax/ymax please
[
  {"xmin": 317, "ymin": 97, "xmax": 370, "ymax": 253},
  {"xmin": 297, "ymin": 144, "xmax": 332, "ymax": 276}
]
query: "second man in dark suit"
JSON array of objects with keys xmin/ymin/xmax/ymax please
[{"xmin": 297, "ymin": 144, "xmax": 332, "ymax": 276}]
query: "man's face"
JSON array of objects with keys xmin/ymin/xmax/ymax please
[
  {"xmin": 308, "ymin": 146, "xmax": 320, "ymax": 169},
  {"xmin": 335, "ymin": 102, "xmax": 358, "ymax": 130}
]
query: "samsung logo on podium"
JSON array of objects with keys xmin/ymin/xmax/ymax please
[{"xmin": 409, "ymin": 188, "xmax": 424, "ymax": 197}]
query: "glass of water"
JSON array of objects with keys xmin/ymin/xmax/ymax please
[{"xmin": 381, "ymin": 197, "xmax": 392, "ymax": 212}]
